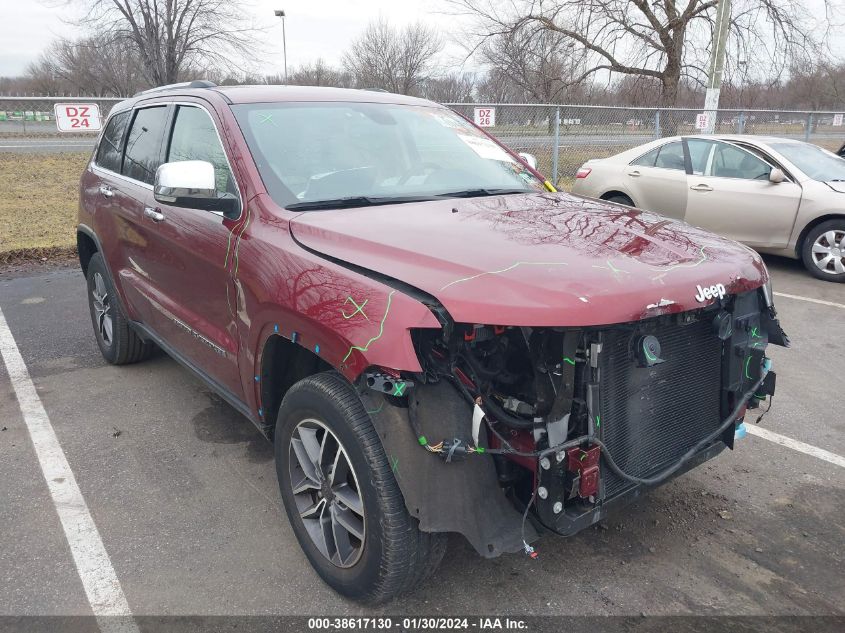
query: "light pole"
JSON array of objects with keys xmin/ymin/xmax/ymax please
[
  {"xmin": 274, "ymin": 9, "xmax": 287, "ymax": 85},
  {"xmin": 703, "ymin": 0, "xmax": 731, "ymax": 133}
]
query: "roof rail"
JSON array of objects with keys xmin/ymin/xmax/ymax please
[{"xmin": 133, "ymin": 80, "xmax": 217, "ymax": 97}]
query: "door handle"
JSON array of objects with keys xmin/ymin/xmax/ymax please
[
  {"xmin": 144, "ymin": 206, "xmax": 166, "ymax": 222},
  {"xmin": 98, "ymin": 185, "xmax": 114, "ymax": 198},
  {"xmin": 627, "ymin": 170, "xmax": 641, "ymax": 177},
  {"xmin": 690, "ymin": 184, "xmax": 713, "ymax": 192}
]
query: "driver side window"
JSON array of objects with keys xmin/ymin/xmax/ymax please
[{"xmin": 708, "ymin": 142, "xmax": 771, "ymax": 180}]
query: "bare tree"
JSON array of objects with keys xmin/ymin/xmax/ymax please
[
  {"xmin": 450, "ymin": 0, "xmax": 836, "ymax": 106},
  {"xmin": 479, "ymin": 21, "xmax": 588, "ymax": 103},
  {"xmin": 26, "ymin": 35, "xmax": 147, "ymax": 96},
  {"xmin": 420, "ymin": 72, "xmax": 477, "ymax": 102},
  {"xmin": 287, "ymin": 59, "xmax": 354, "ymax": 88},
  {"xmin": 71, "ymin": 0, "xmax": 259, "ymax": 86},
  {"xmin": 343, "ymin": 19, "xmax": 443, "ymax": 95}
]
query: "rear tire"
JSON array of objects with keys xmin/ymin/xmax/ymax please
[
  {"xmin": 86, "ymin": 252, "xmax": 154, "ymax": 364},
  {"xmin": 275, "ymin": 372, "xmax": 446, "ymax": 604},
  {"xmin": 801, "ymin": 220, "xmax": 845, "ymax": 282},
  {"xmin": 604, "ymin": 194, "xmax": 634, "ymax": 207}
]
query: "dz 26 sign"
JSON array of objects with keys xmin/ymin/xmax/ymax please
[
  {"xmin": 474, "ymin": 107, "xmax": 496, "ymax": 127},
  {"xmin": 53, "ymin": 103, "xmax": 102, "ymax": 132}
]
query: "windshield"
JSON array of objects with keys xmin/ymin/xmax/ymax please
[
  {"xmin": 232, "ymin": 102, "xmax": 546, "ymax": 209},
  {"xmin": 771, "ymin": 142, "xmax": 845, "ymax": 182}
]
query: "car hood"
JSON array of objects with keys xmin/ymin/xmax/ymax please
[
  {"xmin": 288, "ymin": 192, "xmax": 768, "ymax": 326},
  {"xmin": 824, "ymin": 181, "xmax": 845, "ymax": 194}
]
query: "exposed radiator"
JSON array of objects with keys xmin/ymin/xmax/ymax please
[{"xmin": 598, "ymin": 316, "xmax": 723, "ymax": 499}]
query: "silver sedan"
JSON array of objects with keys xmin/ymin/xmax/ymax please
[{"xmin": 572, "ymin": 135, "xmax": 845, "ymax": 282}]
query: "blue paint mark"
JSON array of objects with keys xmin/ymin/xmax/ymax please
[
  {"xmin": 273, "ymin": 324, "xmax": 279, "ymax": 333},
  {"xmin": 292, "ymin": 331, "xmax": 299, "ymax": 343},
  {"xmin": 258, "ymin": 408, "xmax": 263, "ymax": 417},
  {"xmin": 314, "ymin": 344, "xmax": 320, "ymax": 354},
  {"xmin": 254, "ymin": 375, "xmax": 260, "ymax": 382}
]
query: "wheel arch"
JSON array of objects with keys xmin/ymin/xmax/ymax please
[
  {"xmin": 76, "ymin": 224, "xmax": 100, "ymax": 276},
  {"xmin": 599, "ymin": 190, "xmax": 635, "ymax": 205},
  {"xmin": 258, "ymin": 333, "xmax": 333, "ymax": 437},
  {"xmin": 795, "ymin": 213, "xmax": 845, "ymax": 257}
]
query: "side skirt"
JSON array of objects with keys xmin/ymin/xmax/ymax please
[{"xmin": 130, "ymin": 321, "xmax": 266, "ymax": 436}]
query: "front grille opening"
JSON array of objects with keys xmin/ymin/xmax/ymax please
[{"xmin": 598, "ymin": 317, "xmax": 723, "ymax": 499}]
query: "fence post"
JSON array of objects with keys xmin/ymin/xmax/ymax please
[
  {"xmin": 552, "ymin": 107, "xmax": 560, "ymax": 185},
  {"xmin": 805, "ymin": 113, "xmax": 813, "ymax": 142},
  {"xmin": 737, "ymin": 112, "xmax": 746, "ymax": 134},
  {"xmin": 654, "ymin": 110, "xmax": 661, "ymax": 139}
]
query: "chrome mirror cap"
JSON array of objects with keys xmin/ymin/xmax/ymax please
[{"xmin": 154, "ymin": 160, "xmax": 216, "ymax": 203}]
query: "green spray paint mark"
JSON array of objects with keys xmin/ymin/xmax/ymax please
[
  {"xmin": 475, "ymin": 446, "xmax": 485, "ymax": 454},
  {"xmin": 233, "ymin": 206, "xmax": 252, "ymax": 276},
  {"xmin": 595, "ymin": 415, "xmax": 601, "ymax": 429},
  {"xmin": 580, "ymin": 453, "xmax": 586, "ymax": 461},
  {"xmin": 744, "ymin": 355, "xmax": 753, "ymax": 380},
  {"xmin": 418, "ymin": 435, "xmax": 428, "ymax": 446},
  {"xmin": 342, "ymin": 296, "xmax": 369, "ymax": 320},
  {"xmin": 392, "ymin": 382, "xmax": 407, "ymax": 397},
  {"xmin": 258, "ymin": 113, "xmax": 276, "ymax": 126},
  {"xmin": 750, "ymin": 326, "xmax": 763, "ymax": 340},
  {"xmin": 563, "ymin": 357, "xmax": 576, "ymax": 366},
  {"xmin": 390, "ymin": 456, "xmax": 399, "ymax": 474},
  {"xmin": 366, "ymin": 401, "xmax": 384, "ymax": 415},
  {"xmin": 643, "ymin": 343, "xmax": 658, "ymax": 362},
  {"xmin": 342, "ymin": 290, "xmax": 396, "ymax": 363},
  {"xmin": 223, "ymin": 226, "xmax": 235, "ymax": 267},
  {"xmin": 439, "ymin": 261, "xmax": 569, "ymax": 291}
]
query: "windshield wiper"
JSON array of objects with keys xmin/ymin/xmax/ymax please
[
  {"xmin": 435, "ymin": 188, "xmax": 530, "ymax": 199},
  {"xmin": 286, "ymin": 195, "xmax": 439, "ymax": 211}
]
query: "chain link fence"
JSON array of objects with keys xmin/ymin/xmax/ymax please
[
  {"xmin": 1, "ymin": 96, "xmax": 843, "ymax": 188},
  {"xmin": 445, "ymin": 103, "xmax": 845, "ymax": 187}
]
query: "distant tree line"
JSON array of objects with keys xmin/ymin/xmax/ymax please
[{"xmin": 0, "ymin": 0, "xmax": 843, "ymax": 111}]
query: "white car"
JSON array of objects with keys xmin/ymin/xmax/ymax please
[{"xmin": 572, "ymin": 135, "xmax": 845, "ymax": 282}]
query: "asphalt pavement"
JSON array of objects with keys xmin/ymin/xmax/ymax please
[{"xmin": 0, "ymin": 255, "xmax": 843, "ymax": 623}]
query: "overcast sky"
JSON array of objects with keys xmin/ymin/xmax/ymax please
[
  {"xmin": 0, "ymin": 0, "xmax": 470, "ymax": 78},
  {"xmin": 0, "ymin": 0, "xmax": 842, "ymax": 80}
]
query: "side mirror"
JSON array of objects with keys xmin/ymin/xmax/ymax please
[
  {"xmin": 154, "ymin": 160, "xmax": 239, "ymax": 216},
  {"xmin": 769, "ymin": 168, "xmax": 785, "ymax": 183},
  {"xmin": 517, "ymin": 152, "xmax": 538, "ymax": 170}
]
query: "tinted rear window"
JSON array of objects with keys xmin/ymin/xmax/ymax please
[
  {"xmin": 95, "ymin": 111, "xmax": 130, "ymax": 172},
  {"xmin": 122, "ymin": 106, "xmax": 169, "ymax": 184}
]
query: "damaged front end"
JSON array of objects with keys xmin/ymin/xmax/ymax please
[{"xmin": 358, "ymin": 284, "xmax": 788, "ymax": 556}]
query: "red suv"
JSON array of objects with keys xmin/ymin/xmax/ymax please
[{"xmin": 78, "ymin": 82, "xmax": 787, "ymax": 603}]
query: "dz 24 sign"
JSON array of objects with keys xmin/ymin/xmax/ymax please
[{"xmin": 53, "ymin": 103, "xmax": 102, "ymax": 132}]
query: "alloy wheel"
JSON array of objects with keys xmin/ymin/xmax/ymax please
[
  {"xmin": 811, "ymin": 229, "xmax": 845, "ymax": 275},
  {"xmin": 288, "ymin": 419, "xmax": 366, "ymax": 568},
  {"xmin": 91, "ymin": 272, "xmax": 114, "ymax": 346}
]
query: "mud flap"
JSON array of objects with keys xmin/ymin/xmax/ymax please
[{"xmin": 362, "ymin": 381, "xmax": 536, "ymax": 557}]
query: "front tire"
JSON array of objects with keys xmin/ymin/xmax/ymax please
[
  {"xmin": 275, "ymin": 372, "xmax": 446, "ymax": 604},
  {"xmin": 801, "ymin": 220, "xmax": 845, "ymax": 282},
  {"xmin": 85, "ymin": 253, "xmax": 154, "ymax": 364}
]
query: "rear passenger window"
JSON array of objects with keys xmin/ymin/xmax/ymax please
[
  {"xmin": 122, "ymin": 106, "xmax": 169, "ymax": 184},
  {"xmin": 654, "ymin": 141, "xmax": 685, "ymax": 170},
  {"xmin": 632, "ymin": 147, "xmax": 659, "ymax": 167},
  {"xmin": 166, "ymin": 106, "xmax": 237, "ymax": 196},
  {"xmin": 95, "ymin": 111, "xmax": 130, "ymax": 173}
]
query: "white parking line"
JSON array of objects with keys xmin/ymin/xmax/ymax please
[
  {"xmin": 0, "ymin": 307, "xmax": 139, "ymax": 633},
  {"xmin": 746, "ymin": 425, "xmax": 845, "ymax": 469},
  {"xmin": 773, "ymin": 291, "xmax": 845, "ymax": 310}
]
